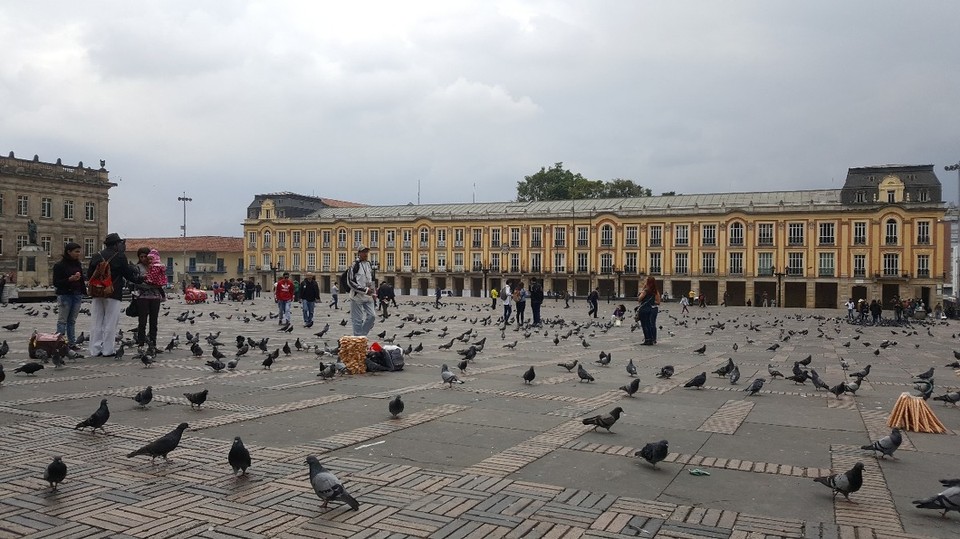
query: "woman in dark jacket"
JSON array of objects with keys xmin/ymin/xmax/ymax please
[
  {"xmin": 132, "ymin": 247, "xmax": 165, "ymax": 350},
  {"xmin": 637, "ymin": 276, "xmax": 662, "ymax": 345},
  {"xmin": 52, "ymin": 242, "xmax": 86, "ymax": 349}
]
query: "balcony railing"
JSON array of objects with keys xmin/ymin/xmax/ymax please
[
  {"xmin": 624, "ymin": 266, "xmax": 638, "ymax": 274},
  {"xmin": 387, "ymin": 241, "xmax": 395, "ymax": 247},
  {"xmin": 819, "ymin": 239, "xmax": 834, "ymax": 246},
  {"xmin": 853, "ymin": 237, "xmax": 866, "ymax": 245},
  {"xmin": 292, "ymin": 242, "xmax": 300, "ymax": 249},
  {"xmin": 674, "ymin": 240, "xmax": 688, "ymax": 246},
  {"xmin": 322, "ymin": 265, "xmax": 330, "ymax": 271},
  {"xmin": 307, "ymin": 265, "xmax": 316, "ymax": 272},
  {"xmin": 554, "ymin": 241, "xmax": 566, "ymax": 247},
  {"xmin": 577, "ymin": 240, "xmax": 589, "ymax": 247},
  {"xmin": 370, "ymin": 241, "xmax": 378, "ymax": 248},
  {"xmin": 491, "ymin": 241, "xmax": 500, "ymax": 248},
  {"xmin": 757, "ymin": 238, "xmax": 773, "ymax": 246},
  {"xmin": 787, "ymin": 238, "xmax": 803, "ymax": 246},
  {"xmin": 917, "ymin": 269, "xmax": 930, "ymax": 277},
  {"xmin": 649, "ymin": 267, "xmax": 662, "ymax": 275},
  {"xmin": 600, "ymin": 240, "xmax": 613, "ymax": 248},
  {"xmin": 728, "ymin": 269, "xmax": 743, "ymax": 276},
  {"xmin": 420, "ymin": 241, "xmax": 429, "ymax": 249},
  {"xmin": 702, "ymin": 239, "xmax": 716, "ymax": 246},
  {"xmin": 490, "ymin": 265, "xmax": 500, "ymax": 272},
  {"xmin": 818, "ymin": 268, "xmax": 835, "ymax": 277},
  {"xmin": 885, "ymin": 236, "xmax": 898, "ymax": 245},
  {"xmin": 454, "ymin": 240, "xmax": 463, "ymax": 247},
  {"xmin": 530, "ymin": 240, "xmax": 542, "ymax": 248},
  {"xmin": 882, "ymin": 269, "xmax": 901, "ymax": 277},
  {"xmin": 787, "ymin": 267, "xmax": 803, "ymax": 276},
  {"xmin": 307, "ymin": 242, "xmax": 316, "ymax": 248},
  {"xmin": 472, "ymin": 241, "xmax": 482, "ymax": 248},
  {"xmin": 437, "ymin": 241, "xmax": 446, "ymax": 248},
  {"xmin": 649, "ymin": 239, "xmax": 662, "ymax": 247},
  {"xmin": 728, "ymin": 239, "xmax": 743, "ymax": 246},
  {"xmin": 674, "ymin": 268, "xmax": 688, "ymax": 275},
  {"xmin": 853, "ymin": 269, "xmax": 866, "ymax": 277},
  {"xmin": 453, "ymin": 265, "xmax": 464, "ymax": 271},
  {"xmin": 402, "ymin": 241, "xmax": 411, "ymax": 248},
  {"xmin": 757, "ymin": 268, "xmax": 773, "ymax": 276},
  {"xmin": 625, "ymin": 240, "xmax": 638, "ymax": 247},
  {"xmin": 917, "ymin": 236, "xmax": 930, "ymax": 244},
  {"xmin": 702, "ymin": 268, "xmax": 716, "ymax": 275}
]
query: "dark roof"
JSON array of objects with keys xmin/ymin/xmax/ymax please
[
  {"xmin": 840, "ymin": 164, "xmax": 941, "ymax": 204},
  {"xmin": 246, "ymin": 192, "xmax": 365, "ymax": 219}
]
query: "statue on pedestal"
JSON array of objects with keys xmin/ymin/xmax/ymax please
[{"xmin": 27, "ymin": 219, "xmax": 38, "ymax": 245}]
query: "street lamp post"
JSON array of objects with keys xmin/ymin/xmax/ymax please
[
  {"xmin": 177, "ymin": 192, "xmax": 192, "ymax": 289},
  {"xmin": 614, "ymin": 266, "xmax": 623, "ymax": 299},
  {"xmin": 945, "ymin": 162, "xmax": 960, "ymax": 297},
  {"xmin": 774, "ymin": 266, "xmax": 785, "ymax": 308}
]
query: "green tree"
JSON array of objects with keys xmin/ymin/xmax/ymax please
[{"xmin": 517, "ymin": 163, "xmax": 651, "ymax": 201}]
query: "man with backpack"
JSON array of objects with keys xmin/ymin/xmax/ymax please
[
  {"xmin": 346, "ymin": 245, "xmax": 377, "ymax": 336},
  {"xmin": 86, "ymin": 233, "xmax": 141, "ymax": 357}
]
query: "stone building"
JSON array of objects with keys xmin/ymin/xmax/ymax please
[
  {"xmin": 125, "ymin": 236, "xmax": 244, "ymax": 290},
  {"xmin": 242, "ymin": 165, "xmax": 949, "ymax": 308},
  {"xmin": 0, "ymin": 152, "xmax": 115, "ymax": 282}
]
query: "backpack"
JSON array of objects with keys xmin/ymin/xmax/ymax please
[
  {"xmin": 339, "ymin": 261, "xmax": 361, "ymax": 293},
  {"xmin": 88, "ymin": 252, "xmax": 117, "ymax": 298}
]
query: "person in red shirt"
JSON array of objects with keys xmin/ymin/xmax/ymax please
[{"xmin": 275, "ymin": 272, "xmax": 294, "ymax": 326}]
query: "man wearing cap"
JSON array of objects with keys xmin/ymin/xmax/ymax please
[
  {"xmin": 347, "ymin": 245, "xmax": 377, "ymax": 336},
  {"xmin": 87, "ymin": 233, "xmax": 141, "ymax": 357},
  {"xmin": 300, "ymin": 273, "xmax": 320, "ymax": 328},
  {"xmin": 274, "ymin": 272, "xmax": 295, "ymax": 326}
]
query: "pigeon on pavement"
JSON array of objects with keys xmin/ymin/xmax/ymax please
[
  {"xmin": 388, "ymin": 395, "xmax": 404, "ymax": 418},
  {"xmin": 228, "ymin": 436, "xmax": 251, "ymax": 475},
  {"xmin": 625, "ymin": 358, "xmax": 637, "ymax": 377},
  {"xmin": 577, "ymin": 363, "xmax": 595, "ymax": 383},
  {"xmin": 620, "ymin": 378, "xmax": 640, "ymax": 397},
  {"xmin": 306, "ymin": 455, "xmax": 360, "ymax": 510},
  {"xmin": 14, "ymin": 362, "xmax": 44, "ymax": 375},
  {"xmin": 184, "ymin": 389, "xmax": 209, "ymax": 409},
  {"xmin": 813, "ymin": 462, "xmax": 864, "ymax": 502},
  {"xmin": 728, "ymin": 365, "xmax": 740, "ymax": 385},
  {"xmin": 656, "ymin": 365, "xmax": 674, "ymax": 379},
  {"xmin": 913, "ymin": 479, "xmax": 960, "ymax": 517},
  {"xmin": 744, "ymin": 378, "xmax": 765, "ymax": 396},
  {"xmin": 684, "ymin": 372, "xmax": 707, "ymax": 389},
  {"xmin": 861, "ymin": 428, "xmax": 902, "ymax": 459},
  {"xmin": 581, "ymin": 407, "xmax": 624, "ymax": 432},
  {"xmin": 44, "ymin": 456, "xmax": 67, "ymax": 490},
  {"xmin": 75, "ymin": 399, "xmax": 110, "ymax": 433},
  {"xmin": 932, "ymin": 391, "xmax": 960, "ymax": 406},
  {"xmin": 557, "ymin": 359, "xmax": 578, "ymax": 372},
  {"xmin": 133, "ymin": 386, "xmax": 153, "ymax": 408},
  {"xmin": 522, "ymin": 366, "xmax": 536, "ymax": 385},
  {"xmin": 127, "ymin": 422, "xmax": 189, "ymax": 462},
  {"xmin": 441, "ymin": 364, "xmax": 463, "ymax": 387},
  {"xmin": 636, "ymin": 440, "xmax": 669, "ymax": 468}
]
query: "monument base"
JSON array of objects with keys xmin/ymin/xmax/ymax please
[{"xmin": 17, "ymin": 245, "xmax": 51, "ymax": 288}]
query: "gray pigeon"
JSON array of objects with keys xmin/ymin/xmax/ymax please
[
  {"xmin": 656, "ymin": 365, "xmax": 674, "ymax": 379},
  {"xmin": 440, "ymin": 364, "xmax": 463, "ymax": 387},
  {"xmin": 127, "ymin": 422, "xmax": 189, "ymax": 461},
  {"xmin": 305, "ymin": 456, "xmax": 359, "ymax": 510},
  {"xmin": 228, "ymin": 436, "xmax": 251, "ymax": 475},
  {"xmin": 861, "ymin": 428, "xmax": 902, "ymax": 459},
  {"xmin": 813, "ymin": 462, "xmax": 864, "ymax": 502},
  {"xmin": 388, "ymin": 395, "xmax": 404, "ymax": 418},
  {"xmin": 133, "ymin": 386, "xmax": 153, "ymax": 408},
  {"xmin": 744, "ymin": 377, "xmax": 765, "ymax": 396},
  {"xmin": 184, "ymin": 389, "xmax": 209, "ymax": 409},
  {"xmin": 625, "ymin": 358, "xmax": 637, "ymax": 377},
  {"xmin": 712, "ymin": 358, "xmax": 734, "ymax": 377},
  {"xmin": 557, "ymin": 359, "xmax": 578, "ymax": 372},
  {"xmin": 577, "ymin": 363, "xmax": 595, "ymax": 383},
  {"xmin": 581, "ymin": 407, "xmax": 624, "ymax": 432},
  {"xmin": 932, "ymin": 391, "xmax": 960, "ymax": 406},
  {"xmin": 810, "ymin": 369, "xmax": 830, "ymax": 391},
  {"xmin": 620, "ymin": 378, "xmax": 640, "ymax": 397},
  {"xmin": 767, "ymin": 364, "xmax": 784, "ymax": 379},
  {"xmin": 75, "ymin": 399, "xmax": 110, "ymax": 433},
  {"xmin": 596, "ymin": 351, "xmax": 611, "ymax": 367},
  {"xmin": 915, "ymin": 367, "xmax": 935, "ymax": 380},
  {"xmin": 913, "ymin": 479, "xmax": 960, "ymax": 517},
  {"xmin": 728, "ymin": 365, "xmax": 740, "ymax": 385},
  {"xmin": 636, "ymin": 440, "xmax": 669, "ymax": 468},
  {"xmin": 44, "ymin": 456, "xmax": 67, "ymax": 490}
]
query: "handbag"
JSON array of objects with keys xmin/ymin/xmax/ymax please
[{"xmin": 125, "ymin": 298, "xmax": 139, "ymax": 317}]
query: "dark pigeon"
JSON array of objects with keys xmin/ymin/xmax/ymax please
[
  {"xmin": 577, "ymin": 363, "xmax": 595, "ymax": 383},
  {"xmin": 127, "ymin": 422, "xmax": 189, "ymax": 462},
  {"xmin": 620, "ymin": 378, "xmax": 640, "ymax": 397},
  {"xmin": 557, "ymin": 359, "xmax": 578, "ymax": 372},
  {"xmin": 684, "ymin": 372, "xmax": 707, "ymax": 389},
  {"xmin": 522, "ymin": 366, "xmax": 536, "ymax": 385},
  {"xmin": 914, "ymin": 367, "xmax": 935, "ymax": 380},
  {"xmin": 625, "ymin": 358, "xmax": 637, "ymax": 377},
  {"xmin": 184, "ymin": 389, "xmax": 209, "ymax": 409},
  {"xmin": 656, "ymin": 365, "xmax": 674, "ymax": 379},
  {"xmin": 932, "ymin": 391, "xmax": 960, "ymax": 406},
  {"xmin": 744, "ymin": 378, "xmax": 765, "ymax": 396},
  {"xmin": 388, "ymin": 395, "xmax": 404, "ymax": 418},
  {"xmin": 75, "ymin": 399, "xmax": 110, "ymax": 433},
  {"xmin": 44, "ymin": 456, "xmax": 67, "ymax": 490},
  {"xmin": 636, "ymin": 440, "xmax": 669, "ymax": 468},
  {"xmin": 306, "ymin": 456, "xmax": 359, "ymax": 510},
  {"xmin": 228, "ymin": 436, "xmax": 251, "ymax": 475},
  {"xmin": 813, "ymin": 462, "xmax": 864, "ymax": 502},
  {"xmin": 581, "ymin": 407, "xmax": 624, "ymax": 432},
  {"xmin": 14, "ymin": 362, "xmax": 44, "ymax": 375},
  {"xmin": 133, "ymin": 386, "xmax": 153, "ymax": 408}
]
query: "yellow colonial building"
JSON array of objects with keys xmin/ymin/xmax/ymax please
[{"xmin": 243, "ymin": 165, "xmax": 949, "ymax": 308}]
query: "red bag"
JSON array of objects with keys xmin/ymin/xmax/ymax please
[{"xmin": 88, "ymin": 253, "xmax": 117, "ymax": 298}]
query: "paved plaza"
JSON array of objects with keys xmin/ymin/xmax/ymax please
[{"xmin": 0, "ymin": 296, "xmax": 958, "ymax": 539}]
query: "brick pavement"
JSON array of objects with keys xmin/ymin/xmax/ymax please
[{"xmin": 0, "ymin": 299, "xmax": 958, "ymax": 538}]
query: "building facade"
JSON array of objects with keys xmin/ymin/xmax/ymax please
[
  {"xmin": 125, "ymin": 236, "xmax": 244, "ymax": 290},
  {"xmin": 242, "ymin": 165, "xmax": 948, "ymax": 308},
  {"xmin": 0, "ymin": 152, "xmax": 114, "ymax": 280}
]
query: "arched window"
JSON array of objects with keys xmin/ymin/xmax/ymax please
[
  {"xmin": 885, "ymin": 219, "xmax": 898, "ymax": 245},
  {"xmin": 262, "ymin": 230, "xmax": 272, "ymax": 248},
  {"xmin": 729, "ymin": 222, "xmax": 744, "ymax": 246},
  {"xmin": 420, "ymin": 227, "xmax": 430, "ymax": 244},
  {"xmin": 600, "ymin": 225, "xmax": 614, "ymax": 247},
  {"xmin": 337, "ymin": 228, "xmax": 347, "ymax": 245}
]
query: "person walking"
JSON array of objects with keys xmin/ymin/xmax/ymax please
[
  {"xmin": 274, "ymin": 272, "xmax": 294, "ymax": 325},
  {"xmin": 377, "ymin": 281, "xmax": 392, "ymax": 318},
  {"xmin": 435, "ymin": 286, "xmax": 443, "ymax": 309},
  {"xmin": 329, "ymin": 283, "xmax": 340, "ymax": 309},
  {"xmin": 845, "ymin": 298, "xmax": 855, "ymax": 321},
  {"xmin": 347, "ymin": 245, "xmax": 377, "ymax": 336},
  {"xmin": 501, "ymin": 281, "xmax": 512, "ymax": 323},
  {"xmin": 587, "ymin": 287, "xmax": 600, "ymax": 318},
  {"xmin": 490, "ymin": 286, "xmax": 498, "ymax": 309},
  {"xmin": 52, "ymin": 242, "xmax": 86, "ymax": 350},
  {"xmin": 244, "ymin": 278, "xmax": 255, "ymax": 301},
  {"xmin": 300, "ymin": 273, "xmax": 320, "ymax": 328},
  {"xmin": 87, "ymin": 233, "xmax": 141, "ymax": 357},
  {"xmin": 869, "ymin": 299, "xmax": 882, "ymax": 325},
  {"xmin": 132, "ymin": 247, "xmax": 166, "ymax": 351},
  {"xmin": 529, "ymin": 280, "xmax": 544, "ymax": 326},
  {"xmin": 515, "ymin": 283, "xmax": 527, "ymax": 326},
  {"xmin": 637, "ymin": 276, "xmax": 662, "ymax": 345},
  {"xmin": 680, "ymin": 294, "xmax": 690, "ymax": 315}
]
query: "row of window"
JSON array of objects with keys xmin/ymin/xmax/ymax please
[
  {"xmin": 0, "ymin": 194, "xmax": 97, "ymax": 221},
  {"xmin": 247, "ymin": 219, "xmax": 932, "ymax": 250},
  {"xmin": 1, "ymin": 235, "xmax": 99, "ymax": 257},
  {"xmin": 248, "ymin": 248, "xmax": 931, "ymax": 279}
]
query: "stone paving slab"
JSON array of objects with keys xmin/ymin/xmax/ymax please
[{"xmin": 1, "ymin": 299, "xmax": 959, "ymax": 538}]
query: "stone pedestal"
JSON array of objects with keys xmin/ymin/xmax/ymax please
[{"xmin": 17, "ymin": 245, "xmax": 51, "ymax": 287}]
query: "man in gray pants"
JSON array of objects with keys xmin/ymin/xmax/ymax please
[{"xmin": 347, "ymin": 245, "xmax": 377, "ymax": 336}]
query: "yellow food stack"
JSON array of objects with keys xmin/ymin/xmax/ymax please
[
  {"xmin": 338, "ymin": 336, "xmax": 368, "ymax": 374},
  {"xmin": 887, "ymin": 392, "xmax": 945, "ymax": 433}
]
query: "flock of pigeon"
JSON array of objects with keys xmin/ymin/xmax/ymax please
[{"xmin": 4, "ymin": 299, "xmax": 960, "ymax": 519}]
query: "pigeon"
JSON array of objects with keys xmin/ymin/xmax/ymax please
[
  {"xmin": 51, "ymin": 351, "xmax": 65, "ymax": 368},
  {"xmin": 844, "ymin": 379, "xmax": 861, "ymax": 396},
  {"xmin": 2, "ymin": 322, "xmax": 20, "ymax": 331},
  {"xmin": 14, "ymin": 362, "xmax": 44, "ymax": 375},
  {"xmin": 840, "ymin": 358, "xmax": 850, "ymax": 371},
  {"xmin": 581, "ymin": 406, "xmax": 624, "ymax": 432},
  {"xmin": 813, "ymin": 462, "xmax": 865, "ymax": 502},
  {"xmin": 184, "ymin": 389, "xmax": 209, "ymax": 409},
  {"xmin": 596, "ymin": 351, "xmax": 611, "ymax": 366},
  {"xmin": 693, "ymin": 344, "xmax": 706, "ymax": 355},
  {"xmin": 913, "ymin": 479, "xmax": 960, "ymax": 517},
  {"xmin": 850, "ymin": 365, "xmax": 871, "ymax": 379},
  {"xmin": 786, "ymin": 371, "xmax": 809, "ymax": 385},
  {"xmin": 861, "ymin": 428, "xmax": 902, "ymax": 459},
  {"xmin": 636, "ymin": 440, "xmax": 669, "ymax": 468},
  {"xmin": 44, "ymin": 456, "xmax": 67, "ymax": 490},
  {"xmin": 388, "ymin": 395, "xmax": 404, "ymax": 418},
  {"xmin": 305, "ymin": 456, "xmax": 360, "ymax": 511},
  {"xmin": 0, "ymin": 363, "xmax": 4, "ymax": 385},
  {"xmin": 282, "ymin": 341, "xmax": 292, "ymax": 356},
  {"xmin": 0, "ymin": 340, "xmax": 8, "ymax": 358},
  {"xmin": 75, "ymin": 399, "xmax": 110, "ymax": 433},
  {"xmin": 557, "ymin": 359, "xmax": 578, "ymax": 372},
  {"xmin": 684, "ymin": 372, "xmax": 707, "ymax": 389},
  {"xmin": 127, "ymin": 422, "xmax": 189, "ymax": 462},
  {"xmin": 133, "ymin": 386, "xmax": 153, "ymax": 408},
  {"xmin": 914, "ymin": 367, "xmax": 935, "ymax": 381},
  {"xmin": 766, "ymin": 343, "xmax": 780, "ymax": 351},
  {"xmin": 620, "ymin": 378, "xmax": 640, "ymax": 397},
  {"xmin": 828, "ymin": 382, "xmax": 847, "ymax": 399},
  {"xmin": 625, "ymin": 358, "xmax": 637, "ymax": 377},
  {"xmin": 457, "ymin": 359, "xmax": 468, "ymax": 374},
  {"xmin": 727, "ymin": 365, "xmax": 740, "ymax": 385},
  {"xmin": 712, "ymin": 358, "xmax": 734, "ymax": 378},
  {"xmin": 236, "ymin": 344, "xmax": 250, "ymax": 358},
  {"xmin": 810, "ymin": 369, "xmax": 830, "ymax": 391},
  {"xmin": 744, "ymin": 378, "xmax": 765, "ymax": 396},
  {"xmin": 767, "ymin": 364, "xmax": 784, "ymax": 379},
  {"xmin": 577, "ymin": 363, "xmax": 595, "ymax": 383},
  {"xmin": 798, "ymin": 355, "xmax": 813, "ymax": 366},
  {"xmin": 206, "ymin": 359, "xmax": 226, "ymax": 373},
  {"xmin": 522, "ymin": 366, "xmax": 536, "ymax": 385},
  {"xmin": 440, "ymin": 364, "xmax": 463, "ymax": 387},
  {"xmin": 932, "ymin": 391, "xmax": 960, "ymax": 406},
  {"xmin": 228, "ymin": 436, "xmax": 251, "ymax": 475},
  {"xmin": 914, "ymin": 379, "xmax": 934, "ymax": 401},
  {"xmin": 656, "ymin": 365, "xmax": 674, "ymax": 379},
  {"xmin": 945, "ymin": 361, "xmax": 960, "ymax": 369}
]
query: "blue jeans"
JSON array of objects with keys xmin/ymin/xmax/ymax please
[
  {"xmin": 57, "ymin": 293, "xmax": 83, "ymax": 345},
  {"xmin": 302, "ymin": 300, "xmax": 315, "ymax": 324},
  {"xmin": 277, "ymin": 300, "xmax": 291, "ymax": 323},
  {"xmin": 350, "ymin": 296, "xmax": 376, "ymax": 336}
]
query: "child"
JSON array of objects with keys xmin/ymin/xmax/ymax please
[{"xmin": 145, "ymin": 249, "xmax": 168, "ymax": 289}]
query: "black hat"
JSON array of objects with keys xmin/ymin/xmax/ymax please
[{"xmin": 104, "ymin": 233, "xmax": 123, "ymax": 245}]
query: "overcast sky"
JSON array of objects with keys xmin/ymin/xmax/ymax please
[{"xmin": 3, "ymin": 1, "xmax": 959, "ymax": 238}]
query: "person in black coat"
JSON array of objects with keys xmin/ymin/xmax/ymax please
[
  {"xmin": 300, "ymin": 273, "xmax": 321, "ymax": 328},
  {"xmin": 86, "ymin": 233, "xmax": 141, "ymax": 357},
  {"xmin": 52, "ymin": 242, "xmax": 86, "ymax": 348},
  {"xmin": 529, "ymin": 280, "xmax": 544, "ymax": 326}
]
